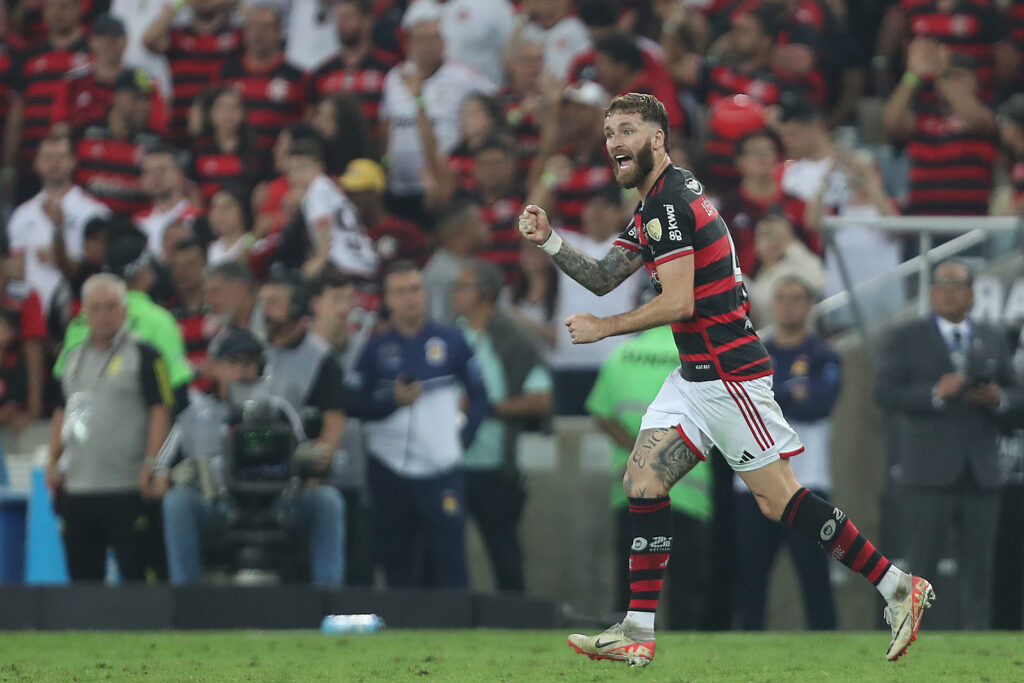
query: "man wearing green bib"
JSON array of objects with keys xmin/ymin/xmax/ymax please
[{"xmin": 587, "ymin": 325, "xmax": 712, "ymax": 630}]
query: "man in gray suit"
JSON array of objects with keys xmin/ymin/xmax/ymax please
[{"xmin": 877, "ymin": 259, "xmax": 1021, "ymax": 629}]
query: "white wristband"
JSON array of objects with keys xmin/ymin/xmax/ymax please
[{"xmin": 539, "ymin": 230, "xmax": 563, "ymax": 256}]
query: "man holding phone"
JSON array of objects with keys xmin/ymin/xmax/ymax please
[
  {"xmin": 346, "ymin": 260, "xmax": 488, "ymax": 588},
  {"xmin": 876, "ymin": 259, "xmax": 1022, "ymax": 629}
]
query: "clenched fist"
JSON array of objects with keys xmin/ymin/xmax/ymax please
[
  {"xmin": 565, "ymin": 313, "xmax": 607, "ymax": 344},
  {"xmin": 518, "ymin": 204, "xmax": 552, "ymax": 245}
]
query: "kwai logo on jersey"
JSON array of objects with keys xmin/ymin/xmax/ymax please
[
  {"xmin": 664, "ymin": 204, "xmax": 678, "ymax": 230},
  {"xmin": 645, "ymin": 218, "xmax": 662, "ymax": 241}
]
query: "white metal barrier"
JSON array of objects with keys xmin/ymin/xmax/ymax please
[{"xmin": 761, "ymin": 216, "xmax": 1024, "ymax": 356}]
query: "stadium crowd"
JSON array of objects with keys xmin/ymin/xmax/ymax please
[{"xmin": 0, "ymin": 0, "xmax": 1023, "ymax": 628}]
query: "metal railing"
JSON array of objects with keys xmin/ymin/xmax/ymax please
[{"xmin": 770, "ymin": 216, "xmax": 1023, "ymax": 358}]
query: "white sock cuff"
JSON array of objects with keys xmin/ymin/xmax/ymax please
[{"xmin": 624, "ymin": 610, "xmax": 655, "ymax": 631}]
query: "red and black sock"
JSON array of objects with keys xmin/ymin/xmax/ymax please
[
  {"xmin": 782, "ymin": 487, "xmax": 891, "ymax": 585},
  {"xmin": 626, "ymin": 496, "xmax": 672, "ymax": 620}
]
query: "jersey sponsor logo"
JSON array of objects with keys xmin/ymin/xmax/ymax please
[
  {"xmin": 266, "ymin": 77, "xmax": 290, "ymax": 102},
  {"xmin": 700, "ymin": 196, "xmax": 717, "ymax": 218},
  {"xmin": 645, "ymin": 218, "xmax": 662, "ymax": 241},
  {"xmin": 820, "ymin": 519, "xmax": 837, "ymax": 541},
  {"xmin": 664, "ymin": 204, "xmax": 678, "ymax": 229},
  {"xmin": 425, "ymin": 336, "xmax": 447, "ymax": 366},
  {"xmin": 631, "ymin": 536, "xmax": 648, "ymax": 551},
  {"xmin": 685, "ymin": 178, "xmax": 702, "ymax": 194}
]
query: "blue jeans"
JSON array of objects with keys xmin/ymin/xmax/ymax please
[{"xmin": 163, "ymin": 484, "xmax": 345, "ymax": 586}]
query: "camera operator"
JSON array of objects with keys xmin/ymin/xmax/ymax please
[
  {"xmin": 876, "ymin": 259, "xmax": 1023, "ymax": 629},
  {"xmin": 258, "ymin": 270, "xmax": 346, "ymax": 460},
  {"xmin": 153, "ymin": 329, "xmax": 346, "ymax": 586}
]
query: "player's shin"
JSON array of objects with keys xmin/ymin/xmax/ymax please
[
  {"xmin": 780, "ymin": 487, "xmax": 905, "ymax": 601},
  {"xmin": 624, "ymin": 496, "xmax": 672, "ymax": 632}
]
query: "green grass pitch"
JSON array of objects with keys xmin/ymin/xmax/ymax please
[{"xmin": 1, "ymin": 630, "xmax": 1022, "ymax": 682}]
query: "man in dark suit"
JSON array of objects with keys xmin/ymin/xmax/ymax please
[{"xmin": 876, "ymin": 259, "xmax": 1021, "ymax": 629}]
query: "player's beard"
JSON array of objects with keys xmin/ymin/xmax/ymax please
[{"xmin": 615, "ymin": 139, "xmax": 655, "ymax": 190}]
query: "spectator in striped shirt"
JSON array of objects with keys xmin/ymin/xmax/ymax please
[
  {"xmin": 218, "ymin": 2, "xmax": 308, "ymax": 172},
  {"xmin": 50, "ymin": 13, "xmax": 169, "ymax": 141},
  {"xmin": 591, "ymin": 32, "xmax": 685, "ymax": 141},
  {"xmin": 496, "ymin": 31, "xmax": 546, "ymax": 177},
  {"xmin": 73, "ymin": 69, "xmax": 163, "ymax": 218},
  {"xmin": 308, "ymin": 0, "xmax": 399, "ymax": 161},
  {"xmin": 186, "ymin": 86, "xmax": 258, "ymax": 205},
  {"xmin": 142, "ymin": 0, "xmax": 242, "ymax": 144},
  {"xmin": 164, "ymin": 237, "xmax": 215, "ymax": 392},
  {"xmin": 3, "ymin": 0, "xmax": 89, "ymax": 204},
  {"xmin": 882, "ymin": 38, "xmax": 996, "ymax": 217},
  {"xmin": 461, "ymin": 135, "xmax": 526, "ymax": 284},
  {"xmin": 526, "ymin": 80, "xmax": 615, "ymax": 235},
  {"xmin": 873, "ymin": 0, "xmax": 1017, "ymax": 104}
]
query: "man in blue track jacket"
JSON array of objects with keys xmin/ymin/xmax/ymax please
[{"xmin": 346, "ymin": 259, "xmax": 488, "ymax": 588}]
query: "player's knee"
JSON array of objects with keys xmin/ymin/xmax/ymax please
[{"xmin": 622, "ymin": 469, "xmax": 669, "ymax": 499}]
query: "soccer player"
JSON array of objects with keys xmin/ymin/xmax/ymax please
[{"xmin": 518, "ymin": 93, "xmax": 934, "ymax": 668}]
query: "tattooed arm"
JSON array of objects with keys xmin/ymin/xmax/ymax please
[
  {"xmin": 519, "ymin": 204, "xmax": 643, "ymax": 296},
  {"xmin": 552, "ymin": 242, "xmax": 644, "ymax": 296}
]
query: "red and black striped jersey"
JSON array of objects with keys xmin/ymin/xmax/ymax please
[
  {"xmin": 52, "ymin": 65, "xmax": 168, "ymax": 134},
  {"xmin": 475, "ymin": 192, "xmax": 525, "ymax": 283},
  {"xmin": 75, "ymin": 127, "xmax": 161, "ymax": 217},
  {"xmin": 447, "ymin": 141, "xmax": 477, "ymax": 193},
  {"xmin": 165, "ymin": 301, "xmax": 217, "ymax": 393},
  {"xmin": 713, "ymin": 187, "xmax": 816, "ymax": 276},
  {"xmin": 0, "ymin": 34, "xmax": 26, "ymax": 124},
  {"xmin": 902, "ymin": 0, "xmax": 1009, "ymax": 104},
  {"xmin": 700, "ymin": 61, "xmax": 782, "ymax": 189},
  {"xmin": 553, "ymin": 148, "xmax": 615, "ymax": 233},
  {"xmin": 497, "ymin": 89, "xmax": 541, "ymax": 175},
  {"xmin": 12, "ymin": 37, "xmax": 90, "ymax": 167},
  {"xmin": 614, "ymin": 165, "xmax": 771, "ymax": 382},
  {"xmin": 709, "ymin": 0, "xmax": 829, "ymax": 31},
  {"xmin": 16, "ymin": 0, "xmax": 105, "ymax": 45},
  {"xmin": 308, "ymin": 50, "xmax": 397, "ymax": 136},
  {"xmin": 217, "ymin": 55, "xmax": 308, "ymax": 158},
  {"xmin": 905, "ymin": 111, "xmax": 996, "ymax": 216},
  {"xmin": 166, "ymin": 25, "xmax": 243, "ymax": 143},
  {"xmin": 188, "ymin": 137, "xmax": 256, "ymax": 204},
  {"xmin": 702, "ymin": 60, "xmax": 783, "ymax": 110}
]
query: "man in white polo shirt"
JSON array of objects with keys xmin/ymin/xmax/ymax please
[
  {"xmin": 379, "ymin": 2, "xmax": 494, "ymax": 222},
  {"xmin": 7, "ymin": 135, "xmax": 110, "ymax": 313},
  {"xmin": 133, "ymin": 143, "xmax": 200, "ymax": 259}
]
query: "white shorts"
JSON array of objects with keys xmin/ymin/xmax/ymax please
[{"xmin": 638, "ymin": 371, "xmax": 804, "ymax": 472}]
